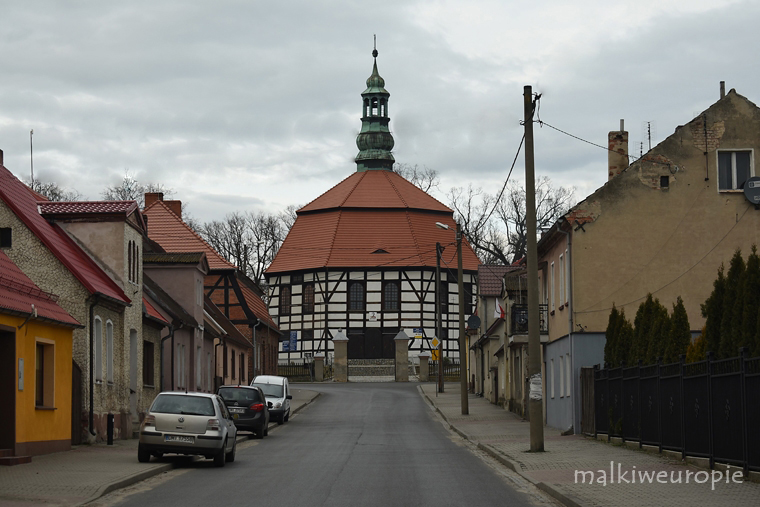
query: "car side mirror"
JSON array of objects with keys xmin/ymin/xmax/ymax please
[
  {"xmin": 286, "ymin": 395, "xmax": 293, "ymax": 400},
  {"xmin": 267, "ymin": 402, "xmax": 273, "ymax": 408}
]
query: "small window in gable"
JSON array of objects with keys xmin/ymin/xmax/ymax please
[
  {"xmin": 0, "ymin": 228, "xmax": 11, "ymax": 248},
  {"xmin": 372, "ymin": 248, "xmax": 389, "ymax": 254},
  {"xmin": 718, "ymin": 150, "xmax": 752, "ymax": 191}
]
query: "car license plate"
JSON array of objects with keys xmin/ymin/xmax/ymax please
[
  {"xmin": 165, "ymin": 435, "xmax": 194, "ymax": 444},
  {"xmin": 229, "ymin": 408, "xmax": 245, "ymax": 414}
]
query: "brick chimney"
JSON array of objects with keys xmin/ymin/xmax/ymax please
[
  {"xmin": 165, "ymin": 200, "xmax": 182, "ymax": 218},
  {"xmin": 608, "ymin": 119, "xmax": 629, "ymax": 181},
  {"xmin": 0, "ymin": 148, "xmax": 4, "ymax": 166},
  {"xmin": 720, "ymin": 81, "xmax": 725, "ymax": 99},
  {"xmin": 144, "ymin": 192, "xmax": 163, "ymax": 208}
]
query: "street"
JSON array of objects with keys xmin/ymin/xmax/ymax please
[{"xmin": 97, "ymin": 383, "xmax": 555, "ymax": 507}]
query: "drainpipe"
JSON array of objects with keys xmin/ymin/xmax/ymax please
[
  {"xmin": 214, "ymin": 338, "xmax": 224, "ymax": 389},
  {"xmin": 253, "ymin": 318, "xmax": 262, "ymax": 379},
  {"xmin": 88, "ymin": 295, "xmax": 100, "ymax": 436},
  {"xmin": 159, "ymin": 323, "xmax": 174, "ymax": 392},
  {"xmin": 559, "ymin": 219, "xmax": 575, "ymax": 432}
]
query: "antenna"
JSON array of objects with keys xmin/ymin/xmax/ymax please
[
  {"xmin": 372, "ymin": 34, "xmax": 378, "ymax": 58},
  {"xmin": 30, "ymin": 129, "xmax": 34, "ymax": 183},
  {"xmin": 647, "ymin": 122, "xmax": 651, "ymax": 151}
]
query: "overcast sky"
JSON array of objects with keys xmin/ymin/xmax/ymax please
[{"xmin": 0, "ymin": 0, "xmax": 756, "ymax": 222}]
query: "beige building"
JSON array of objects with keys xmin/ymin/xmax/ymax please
[{"xmin": 538, "ymin": 86, "xmax": 760, "ymax": 433}]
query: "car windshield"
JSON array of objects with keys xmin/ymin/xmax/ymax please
[
  {"xmin": 218, "ymin": 387, "xmax": 262, "ymax": 403},
  {"xmin": 252, "ymin": 383, "xmax": 283, "ymax": 398},
  {"xmin": 151, "ymin": 395, "xmax": 215, "ymax": 416}
]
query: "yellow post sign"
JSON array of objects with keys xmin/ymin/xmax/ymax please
[{"xmin": 431, "ymin": 349, "xmax": 439, "ymax": 361}]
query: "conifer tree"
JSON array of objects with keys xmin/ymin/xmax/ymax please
[
  {"xmin": 686, "ymin": 326, "xmax": 707, "ymax": 363},
  {"xmin": 665, "ymin": 296, "xmax": 691, "ymax": 363},
  {"xmin": 719, "ymin": 249, "xmax": 745, "ymax": 358},
  {"xmin": 700, "ymin": 264, "xmax": 725, "ymax": 356},
  {"xmin": 617, "ymin": 314, "xmax": 635, "ymax": 367},
  {"xmin": 646, "ymin": 303, "xmax": 671, "ymax": 364},
  {"xmin": 632, "ymin": 294, "xmax": 656, "ymax": 363},
  {"xmin": 604, "ymin": 305, "xmax": 620, "ymax": 367},
  {"xmin": 740, "ymin": 245, "xmax": 760, "ymax": 351}
]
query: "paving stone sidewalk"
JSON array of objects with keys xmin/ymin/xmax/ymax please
[
  {"xmin": 0, "ymin": 388, "xmax": 320, "ymax": 506},
  {"xmin": 420, "ymin": 383, "xmax": 760, "ymax": 507}
]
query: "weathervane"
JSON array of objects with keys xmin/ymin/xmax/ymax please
[{"xmin": 373, "ymin": 34, "xmax": 377, "ymax": 59}]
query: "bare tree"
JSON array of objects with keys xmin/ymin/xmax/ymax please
[
  {"xmin": 448, "ymin": 177, "xmax": 575, "ymax": 265},
  {"xmin": 394, "ymin": 163, "xmax": 440, "ymax": 192},
  {"xmin": 26, "ymin": 178, "xmax": 83, "ymax": 201},
  {"xmin": 102, "ymin": 171, "xmax": 173, "ymax": 207}
]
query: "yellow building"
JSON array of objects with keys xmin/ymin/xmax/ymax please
[{"xmin": 0, "ymin": 251, "xmax": 81, "ymax": 460}]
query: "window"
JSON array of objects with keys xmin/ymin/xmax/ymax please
[
  {"xmin": 223, "ymin": 346, "xmax": 228, "ymax": 377},
  {"xmin": 565, "ymin": 248, "xmax": 570, "ymax": 304},
  {"xmin": 0, "ymin": 228, "xmax": 11, "ymax": 248},
  {"xmin": 127, "ymin": 241, "xmax": 139, "ymax": 284},
  {"xmin": 196, "ymin": 278, "xmax": 203, "ymax": 306},
  {"xmin": 231, "ymin": 350, "xmax": 236, "ymax": 381},
  {"xmin": 660, "ymin": 175, "xmax": 669, "ymax": 188},
  {"xmin": 550, "ymin": 262, "xmax": 555, "ymax": 311},
  {"xmin": 292, "ymin": 274, "xmax": 303, "ymax": 284},
  {"xmin": 143, "ymin": 341, "xmax": 155, "ymax": 386},
  {"xmin": 303, "ymin": 284, "xmax": 315, "ymax": 314},
  {"xmin": 550, "ymin": 359, "xmax": 555, "ymax": 399},
  {"xmin": 566, "ymin": 353, "xmax": 571, "ymax": 398},
  {"xmin": 348, "ymin": 281, "xmax": 365, "ymax": 311},
  {"xmin": 718, "ymin": 150, "xmax": 752, "ymax": 190},
  {"xmin": 559, "ymin": 355, "xmax": 565, "ymax": 398},
  {"xmin": 106, "ymin": 321, "xmax": 114, "ymax": 383},
  {"xmin": 94, "ymin": 317, "xmax": 103, "ymax": 381},
  {"xmin": 239, "ymin": 353, "xmax": 245, "ymax": 384},
  {"xmin": 280, "ymin": 286, "xmax": 291, "ymax": 315},
  {"xmin": 463, "ymin": 282, "xmax": 474, "ymax": 315},
  {"xmin": 383, "ymin": 281, "xmax": 400, "ymax": 311},
  {"xmin": 35, "ymin": 341, "xmax": 54, "ymax": 407},
  {"xmin": 559, "ymin": 254, "xmax": 564, "ymax": 308}
]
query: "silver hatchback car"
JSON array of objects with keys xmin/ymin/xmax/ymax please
[{"xmin": 138, "ymin": 392, "xmax": 237, "ymax": 467}]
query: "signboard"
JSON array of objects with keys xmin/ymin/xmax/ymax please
[
  {"xmin": 282, "ymin": 340, "xmax": 289, "ymax": 352},
  {"xmin": 368, "ymin": 311, "xmax": 378, "ymax": 322},
  {"xmin": 290, "ymin": 331, "xmax": 298, "ymax": 352},
  {"xmin": 413, "ymin": 328, "xmax": 423, "ymax": 339},
  {"xmin": 431, "ymin": 349, "xmax": 440, "ymax": 361},
  {"xmin": 431, "ymin": 338, "xmax": 440, "ymax": 348}
]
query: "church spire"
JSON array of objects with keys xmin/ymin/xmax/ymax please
[{"xmin": 355, "ymin": 38, "xmax": 395, "ymax": 172}]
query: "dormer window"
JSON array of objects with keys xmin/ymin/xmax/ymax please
[
  {"xmin": 0, "ymin": 228, "xmax": 11, "ymax": 248},
  {"xmin": 372, "ymin": 248, "xmax": 389, "ymax": 254}
]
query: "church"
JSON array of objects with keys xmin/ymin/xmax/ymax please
[{"xmin": 265, "ymin": 48, "xmax": 480, "ymax": 363}]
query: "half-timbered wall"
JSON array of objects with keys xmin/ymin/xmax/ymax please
[{"xmin": 267, "ymin": 268, "xmax": 477, "ymax": 361}]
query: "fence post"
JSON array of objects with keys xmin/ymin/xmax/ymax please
[
  {"xmin": 620, "ymin": 360, "xmax": 625, "ymax": 444},
  {"xmin": 656, "ymin": 357, "xmax": 662, "ymax": 454},
  {"xmin": 593, "ymin": 364, "xmax": 599, "ymax": 440},
  {"xmin": 637, "ymin": 359, "xmax": 643, "ymax": 448},
  {"xmin": 739, "ymin": 347, "xmax": 748, "ymax": 477},
  {"xmin": 706, "ymin": 351, "xmax": 714, "ymax": 469},
  {"xmin": 679, "ymin": 354, "xmax": 686, "ymax": 461}
]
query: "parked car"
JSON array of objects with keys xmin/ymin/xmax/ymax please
[
  {"xmin": 138, "ymin": 391, "xmax": 237, "ymax": 467},
  {"xmin": 251, "ymin": 375, "xmax": 292, "ymax": 424},
  {"xmin": 217, "ymin": 385, "xmax": 270, "ymax": 438}
]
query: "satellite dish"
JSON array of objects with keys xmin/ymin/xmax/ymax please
[
  {"xmin": 744, "ymin": 177, "xmax": 760, "ymax": 204},
  {"xmin": 467, "ymin": 315, "xmax": 481, "ymax": 329}
]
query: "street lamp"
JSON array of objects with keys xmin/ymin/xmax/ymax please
[{"xmin": 435, "ymin": 222, "xmax": 469, "ymax": 415}]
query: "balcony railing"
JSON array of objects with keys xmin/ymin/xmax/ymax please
[{"xmin": 510, "ymin": 304, "xmax": 548, "ymax": 335}]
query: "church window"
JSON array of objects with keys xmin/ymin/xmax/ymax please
[
  {"xmin": 280, "ymin": 286, "xmax": 291, "ymax": 315},
  {"xmin": 303, "ymin": 284, "xmax": 315, "ymax": 314},
  {"xmin": 348, "ymin": 281, "xmax": 365, "ymax": 311},
  {"xmin": 383, "ymin": 281, "xmax": 399, "ymax": 311}
]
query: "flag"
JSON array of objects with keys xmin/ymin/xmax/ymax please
[{"xmin": 494, "ymin": 298, "xmax": 505, "ymax": 319}]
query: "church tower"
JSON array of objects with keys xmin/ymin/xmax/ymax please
[{"xmin": 355, "ymin": 43, "xmax": 395, "ymax": 171}]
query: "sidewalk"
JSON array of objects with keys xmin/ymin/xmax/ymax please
[
  {"xmin": 420, "ymin": 383, "xmax": 760, "ymax": 507},
  {"xmin": 0, "ymin": 388, "xmax": 320, "ymax": 506}
]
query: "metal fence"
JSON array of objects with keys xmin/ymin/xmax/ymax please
[
  {"xmin": 277, "ymin": 359, "xmax": 314, "ymax": 382},
  {"xmin": 428, "ymin": 359, "xmax": 461, "ymax": 381},
  {"xmin": 592, "ymin": 349, "xmax": 759, "ymax": 473}
]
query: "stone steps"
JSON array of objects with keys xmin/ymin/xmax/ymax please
[{"xmin": 0, "ymin": 449, "xmax": 31, "ymax": 466}]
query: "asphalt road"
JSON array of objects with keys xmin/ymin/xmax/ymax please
[{"xmin": 104, "ymin": 383, "xmax": 555, "ymax": 507}]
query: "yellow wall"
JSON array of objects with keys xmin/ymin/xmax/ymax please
[{"xmin": 0, "ymin": 314, "xmax": 74, "ymax": 445}]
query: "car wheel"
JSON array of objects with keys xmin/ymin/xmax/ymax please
[
  {"xmin": 284, "ymin": 410, "xmax": 289, "ymax": 423},
  {"xmin": 213, "ymin": 440, "xmax": 227, "ymax": 467},
  {"xmin": 226, "ymin": 438, "xmax": 236, "ymax": 463},
  {"xmin": 277, "ymin": 415, "xmax": 284, "ymax": 425},
  {"xmin": 254, "ymin": 428, "xmax": 264, "ymax": 439},
  {"xmin": 264, "ymin": 425, "xmax": 268, "ymax": 436},
  {"xmin": 137, "ymin": 444, "xmax": 151, "ymax": 463}
]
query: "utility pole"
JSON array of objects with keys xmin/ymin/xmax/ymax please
[
  {"xmin": 457, "ymin": 222, "xmax": 468, "ymax": 414},
  {"xmin": 524, "ymin": 85, "xmax": 544, "ymax": 452},
  {"xmin": 436, "ymin": 242, "xmax": 444, "ymax": 393}
]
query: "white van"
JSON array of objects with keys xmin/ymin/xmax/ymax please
[{"xmin": 251, "ymin": 375, "xmax": 291, "ymax": 424}]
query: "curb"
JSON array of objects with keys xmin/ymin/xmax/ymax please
[{"xmin": 417, "ymin": 385, "xmax": 586, "ymax": 507}]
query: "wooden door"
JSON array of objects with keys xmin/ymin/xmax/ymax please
[
  {"xmin": 71, "ymin": 361, "xmax": 82, "ymax": 445},
  {"xmin": 365, "ymin": 328, "xmax": 382, "ymax": 359},
  {"xmin": 0, "ymin": 331, "xmax": 15, "ymax": 451}
]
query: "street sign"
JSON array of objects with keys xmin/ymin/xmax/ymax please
[
  {"xmin": 431, "ymin": 338, "xmax": 439, "ymax": 348},
  {"xmin": 290, "ymin": 331, "xmax": 298, "ymax": 351},
  {"xmin": 413, "ymin": 328, "xmax": 423, "ymax": 339},
  {"xmin": 431, "ymin": 349, "xmax": 439, "ymax": 361}
]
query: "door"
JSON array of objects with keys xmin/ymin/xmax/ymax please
[
  {"xmin": 0, "ymin": 331, "xmax": 16, "ymax": 451},
  {"xmin": 347, "ymin": 329, "xmax": 364, "ymax": 359},
  {"xmin": 365, "ymin": 328, "xmax": 382, "ymax": 359},
  {"xmin": 381, "ymin": 329, "xmax": 398, "ymax": 359}
]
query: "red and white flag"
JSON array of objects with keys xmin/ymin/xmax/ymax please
[{"xmin": 494, "ymin": 298, "xmax": 505, "ymax": 319}]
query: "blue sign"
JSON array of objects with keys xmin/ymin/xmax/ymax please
[
  {"xmin": 282, "ymin": 340, "xmax": 289, "ymax": 352},
  {"xmin": 290, "ymin": 331, "xmax": 298, "ymax": 352}
]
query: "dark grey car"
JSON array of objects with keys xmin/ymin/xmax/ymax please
[{"xmin": 217, "ymin": 385, "xmax": 270, "ymax": 438}]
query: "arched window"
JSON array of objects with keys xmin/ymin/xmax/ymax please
[
  {"xmin": 349, "ymin": 282, "xmax": 365, "ymax": 311},
  {"xmin": 383, "ymin": 281, "xmax": 399, "ymax": 311},
  {"xmin": 364, "ymin": 98, "xmax": 370, "ymax": 117},
  {"xmin": 94, "ymin": 317, "xmax": 103, "ymax": 381},
  {"xmin": 371, "ymin": 98, "xmax": 378, "ymax": 116},
  {"xmin": 127, "ymin": 241, "xmax": 133, "ymax": 283},
  {"xmin": 303, "ymin": 284, "xmax": 315, "ymax": 314},
  {"xmin": 380, "ymin": 99, "xmax": 386, "ymax": 117},
  {"xmin": 106, "ymin": 320, "xmax": 114, "ymax": 383},
  {"xmin": 280, "ymin": 286, "xmax": 291, "ymax": 315}
]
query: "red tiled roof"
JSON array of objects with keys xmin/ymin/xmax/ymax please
[
  {"xmin": 299, "ymin": 170, "xmax": 452, "ymax": 213},
  {"xmin": 142, "ymin": 296, "xmax": 168, "ymax": 326},
  {"xmin": 478, "ymin": 264, "xmax": 519, "ymax": 296},
  {"xmin": 143, "ymin": 200, "xmax": 236, "ymax": 271},
  {"xmin": 0, "ymin": 166, "xmax": 130, "ymax": 304},
  {"xmin": 240, "ymin": 283, "xmax": 277, "ymax": 330},
  {"xmin": 267, "ymin": 171, "xmax": 480, "ymax": 273},
  {"xmin": 0, "ymin": 251, "xmax": 81, "ymax": 327},
  {"xmin": 38, "ymin": 200, "xmax": 139, "ymax": 215}
]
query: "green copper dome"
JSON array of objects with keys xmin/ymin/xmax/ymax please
[{"xmin": 355, "ymin": 47, "xmax": 395, "ymax": 172}]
